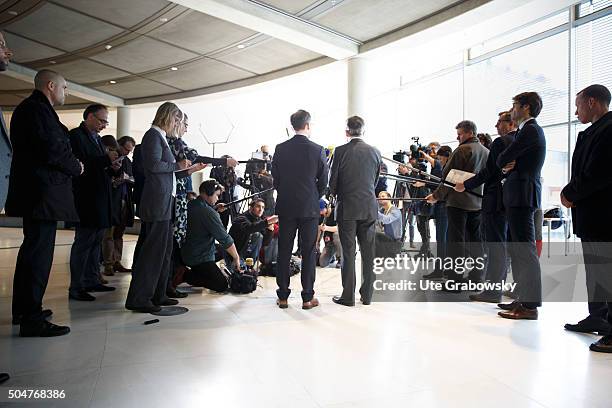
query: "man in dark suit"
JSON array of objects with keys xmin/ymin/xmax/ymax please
[
  {"xmin": 125, "ymin": 102, "xmax": 192, "ymax": 313},
  {"xmin": 561, "ymin": 84, "xmax": 612, "ymax": 352},
  {"xmin": 6, "ymin": 69, "xmax": 83, "ymax": 336},
  {"xmin": 455, "ymin": 111, "xmax": 516, "ymax": 303},
  {"xmin": 329, "ymin": 116, "xmax": 381, "ymax": 306},
  {"xmin": 496, "ymin": 92, "xmax": 546, "ymax": 320},
  {"xmin": 271, "ymin": 109, "xmax": 328, "ymax": 310},
  {"xmin": 68, "ymin": 104, "xmax": 118, "ymax": 300}
]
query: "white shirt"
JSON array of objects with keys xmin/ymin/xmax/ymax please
[
  {"xmin": 518, "ymin": 117, "xmax": 534, "ymax": 130},
  {"xmin": 151, "ymin": 125, "xmax": 176, "ymax": 197}
]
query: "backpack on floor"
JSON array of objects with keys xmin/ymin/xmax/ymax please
[{"xmin": 230, "ymin": 269, "xmax": 258, "ymax": 294}]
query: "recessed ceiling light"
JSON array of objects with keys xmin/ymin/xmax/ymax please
[
  {"xmin": 8, "ymin": 10, "xmax": 18, "ymax": 16},
  {"xmin": 159, "ymin": 17, "xmax": 168, "ymax": 22},
  {"xmin": 237, "ymin": 44, "xmax": 246, "ymax": 49},
  {"xmin": 49, "ymin": 60, "xmax": 56, "ymax": 64},
  {"xmin": 104, "ymin": 44, "xmax": 112, "ymax": 50},
  {"xmin": 109, "ymin": 80, "xmax": 117, "ymax": 84},
  {"xmin": 170, "ymin": 66, "xmax": 178, "ymax": 71}
]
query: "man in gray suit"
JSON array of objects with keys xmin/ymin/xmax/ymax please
[
  {"xmin": 330, "ymin": 116, "xmax": 382, "ymax": 306},
  {"xmin": 125, "ymin": 102, "xmax": 195, "ymax": 313}
]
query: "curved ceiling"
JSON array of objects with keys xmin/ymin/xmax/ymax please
[{"xmin": 0, "ymin": 0, "xmax": 472, "ymax": 108}]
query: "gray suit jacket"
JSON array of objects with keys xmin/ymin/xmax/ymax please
[
  {"xmin": 138, "ymin": 127, "xmax": 178, "ymax": 222},
  {"xmin": 0, "ymin": 107, "xmax": 12, "ymax": 209},
  {"xmin": 329, "ymin": 138, "xmax": 381, "ymax": 221}
]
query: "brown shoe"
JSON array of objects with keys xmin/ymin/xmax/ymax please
[
  {"xmin": 103, "ymin": 265, "xmax": 115, "ymax": 276},
  {"xmin": 113, "ymin": 263, "xmax": 132, "ymax": 273},
  {"xmin": 276, "ymin": 299, "xmax": 288, "ymax": 309},
  {"xmin": 498, "ymin": 304, "xmax": 538, "ymax": 320},
  {"xmin": 302, "ymin": 298, "xmax": 319, "ymax": 310}
]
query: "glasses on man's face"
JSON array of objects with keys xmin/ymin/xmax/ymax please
[{"xmin": 94, "ymin": 115, "xmax": 109, "ymax": 126}]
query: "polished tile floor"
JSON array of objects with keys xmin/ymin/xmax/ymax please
[{"xmin": 0, "ymin": 228, "xmax": 610, "ymax": 408}]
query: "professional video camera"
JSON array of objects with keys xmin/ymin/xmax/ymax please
[
  {"xmin": 409, "ymin": 136, "xmax": 432, "ymax": 160},
  {"xmin": 392, "ymin": 150, "xmax": 410, "ymax": 164}
]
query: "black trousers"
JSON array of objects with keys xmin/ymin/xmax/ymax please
[
  {"xmin": 482, "ymin": 211, "xmax": 509, "ymax": 293},
  {"xmin": 507, "ymin": 207, "xmax": 542, "ymax": 309},
  {"xmin": 338, "ymin": 218, "xmax": 376, "ymax": 303},
  {"xmin": 184, "ymin": 261, "xmax": 229, "ymax": 293},
  {"xmin": 69, "ymin": 226, "xmax": 104, "ymax": 293},
  {"xmin": 446, "ymin": 206, "xmax": 484, "ymax": 279},
  {"xmin": 416, "ymin": 215, "xmax": 431, "ymax": 253},
  {"xmin": 277, "ymin": 216, "xmax": 317, "ymax": 302},
  {"xmin": 12, "ymin": 218, "xmax": 57, "ymax": 323},
  {"xmin": 126, "ymin": 220, "xmax": 173, "ymax": 308},
  {"xmin": 375, "ymin": 232, "xmax": 402, "ymax": 259},
  {"xmin": 582, "ymin": 239, "xmax": 612, "ymax": 332}
]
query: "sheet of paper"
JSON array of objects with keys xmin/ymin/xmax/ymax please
[{"xmin": 445, "ymin": 169, "xmax": 476, "ymax": 184}]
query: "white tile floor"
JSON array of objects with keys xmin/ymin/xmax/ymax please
[{"xmin": 0, "ymin": 228, "xmax": 610, "ymax": 408}]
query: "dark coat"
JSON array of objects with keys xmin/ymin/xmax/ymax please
[
  {"xmin": 271, "ymin": 135, "xmax": 329, "ymax": 219},
  {"xmin": 229, "ymin": 210, "xmax": 273, "ymax": 252},
  {"xmin": 329, "ymin": 138, "xmax": 382, "ymax": 221},
  {"xmin": 562, "ymin": 112, "xmax": 612, "ymax": 239},
  {"xmin": 5, "ymin": 90, "xmax": 81, "ymax": 221},
  {"xmin": 110, "ymin": 156, "xmax": 135, "ymax": 227},
  {"xmin": 69, "ymin": 122, "xmax": 113, "ymax": 228},
  {"xmin": 497, "ymin": 119, "xmax": 546, "ymax": 209},
  {"xmin": 464, "ymin": 132, "xmax": 515, "ymax": 213},
  {"xmin": 132, "ymin": 144, "xmax": 145, "ymax": 216}
]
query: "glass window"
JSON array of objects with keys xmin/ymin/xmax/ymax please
[
  {"xmin": 578, "ymin": 0, "xmax": 612, "ymax": 17},
  {"xmin": 575, "ymin": 13, "xmax": 612, "ymax": 93}
]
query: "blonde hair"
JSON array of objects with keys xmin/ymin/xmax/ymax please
[{"xmin": 152, "ymin": 102, "xmax": 182, "ymax": 132}]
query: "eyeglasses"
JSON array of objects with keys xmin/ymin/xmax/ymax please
[{"xmin": 94, "ymin": 115, "xmax": 109, "ymax": 126}]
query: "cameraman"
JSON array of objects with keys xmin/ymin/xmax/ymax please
[
  {"xmin": 210, "ymin": 155, "xmax": 239, "ymax": 228},
  {"xmin": 318, "ymin": 200, "xmax": 342, "ymax": 268},
  {"xmin": 406, "ymin": 158, "xmax": 433, "ymax": 258},
  {"xmin": 227, "ymin": 198, "xmax": 278, "ymax": 269}
]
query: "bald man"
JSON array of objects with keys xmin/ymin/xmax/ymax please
[{"xmin": 5, "ymin": 69, "xmax": 83, "ymax": 337}]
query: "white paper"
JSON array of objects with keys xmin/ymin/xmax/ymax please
[{"xmin": 446, "ymin": 169, "xmax": 476, "ymax": 184}]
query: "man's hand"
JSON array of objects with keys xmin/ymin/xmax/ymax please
[
  {"xmin": 560, "ymin": 192, "xmax": 574, "ymax": 208},
  {"xmin": 502, "ymin": 160, "xmax": 516, "ymax": 174},
  {"xmin": 226, "ymin": 157, "xmax": 238, "ymax": 168},
  {"xmin": 425, "ymin": 193, "xmax": 437, "ymax": 204},
  {"xmin": 454, "ymin": 181, "xmax": 465, "ymax": 192},
  {"xmin": 234, "ymin": 258, "xmax": 243, "ymax": 273},
  {"xmin": 215, "ymin": 203, "xmax": 227, "ymax": 212},
  {"xmin": 319, "ymin": 224, "xmax": 327, "ymax": 232},
  {"xmin": 266, "ymin": 215, "xmax": 279, "ymax": 225},
  {"xmin": 177, "ymin": 159, "xmax": 192, "ymax": 170},
  {"xmin": 398, "ymin": 165, "xmax": 410, "ymax": 175},
  {"xmin": 187, "ymin": 162, "xmax": 207, "ymax": 175},
  {"xmin": 107, "ymin": 150, "xmax": 119, "ymax": 161}
]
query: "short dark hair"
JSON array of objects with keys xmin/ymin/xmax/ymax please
[
  {"xmin": 513, "ymin": 92, "xmax": 543, "ymax": 118},
  {"xmin": 346, "ymin": 116, "xmax": 365, "ymax": 136},
  {"xmin": 378, "ymin": 191, "xmax": 391, "ymax": 198},
  {"xmin": 100, "ymin": 135, "xmax": 118, "ymax": 150},
  {"xmin": 578, "ymin": 84, "xmax": 611, "ymax": 106},
  {"xmin": 117, "ymin": 135, "xmax": 136, "ymax": 147},
  {"xmin": 249, "ymin": 198, "xmax": 265, "ymax": 208},
  {"xmin": 498, "ymin": 111, "xmax": 512, "ymax": 122},
  {"xmin": 199, "ymin": 179, "xmax": 222, "ymax": 196},
  {"xmin": 455, "ymin": 120, "xmax": 477, "ymax": 135},
  {"xmin": 437, "ymin": 146, "xmax": 452, "ymax": 157},
  {"xmin": 83, "ymin": 104, "xmax": 108, "ymax": 121},
  {"xmin": 477, "ymin": 133, "xmax": 492, "ymax": 149},
  {"xmin": 290, "ymin": 109, "xmax": 311, "ymax": 131}
]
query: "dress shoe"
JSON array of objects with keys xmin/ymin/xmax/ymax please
[
  {"xmin": 69, "ymin": 290, "xmax": 96, "ymax": 301},
  {"xmin": 0, "ymin": 372, "xmax": 9, "ymax": 385},
  {"xmin": 113, "ymin": 262, "xmax": 132, "ymax": 273},
  {"xmin": 498, "ymin": 304, "xmax": 538, "ymax": 320},
  {"xmin": 422, "ymin": 269, "xmax": 445, "ymax": 280},
  {"xmin": 332, "ymin": 296, "xmax": 355, "ymax": 307},
  {"xmin": 565, "ymin": 317, "xmax": 612, "ymax": 335},
  {"xmin": 167, "ymin": 287, "xmax": 188, "ymax": 298},
  {"xmin": 589, "ymin": 335, "xmax": 612, "ymax": 353},
  {"xmin": 469, "ymin": 292, "xmax": 502, "ymax": 303},
  {"xmin": 360, "ymin": 297, "xmax": 371, "ymax": 306},
  {"xmin": 126, "ymin": 304, "xmax": 162, "ymax": 313},
  {"xmin": 99, "ymin": 275, "xmax": 108, "ymax": 284},
  {"xmin": 302, "ymin": 298, "xmax": 319, "ymax": 310},
  {"xmin": 276, "ymin": 299, "xmax": 288, "ymax": 309},
  {"xmin": 19, "ymin": 320, "xmax": 70, "ymax": 337},
  {"xmin": 103, "ymin": 265, "xmax": 115, "ymax": 276},
  {"xmin": 497, "ymin": 300, "xmax": 520, "ymax": 311},
  {"xmin": 84, "ymin": 284, "xmax": 116, "ymax": 292},
  {"xmin": 154, "ymin": 298, "xmax": 179, "ymax": 306},
  {"xmin": 13, "ymin": 309, "xmax": 53, "ymax": 325}
]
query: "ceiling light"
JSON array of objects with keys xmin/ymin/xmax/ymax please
[
  {"xmin": 49, "ymin": 60, "xmax": 56, "ymax": 64},
  {"xmin": 8, "ymin": 10, "xmax": 18, "ymax": 16},
  {"xmin": 237, "ymin": 44, "xmax": 246, "ymax": 49},
  {"xmin": 104, "ymin": 44, "xmax": 112, "ymax": 50},
  {"xmin": 170, "ymin": 66, "xmax": 178, "ymax": 71},
  {"xmin": 159, "ymin": 17, "xmax": 168, "ymax": 22},
  {"xmin": 109, "ymin": 80, "xmax": 117, "ymax": 84}
]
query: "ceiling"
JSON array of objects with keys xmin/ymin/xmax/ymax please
[{"xmin": 0, "ymin": 0, "xmax": 467, "ymax": 108}]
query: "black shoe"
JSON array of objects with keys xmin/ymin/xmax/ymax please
[
  {"xmin": 589, "ymin": 335, "xmax": 612, "ymax": 353},
  {"xmin": 360, "ymin": 297, "xmax": 371, "ymax": 306},
  {"xmin": 126, "ymin": 304, "xmax": 162, "ymax": 313},
  {"xmin": 19, "ymin": 320, "xmax": 70, "ymax": 337},
  {"xmin": 497, "ymin": 300, "xmax": 520, "ymax": 311},
  {"xmin": 154, "ymin": 298, "xmax": 179, "ymax": 306},
  {"xmin": 565, "ymin": 317, "xmax": 612, "ymax": 335},
  {"xmin": 422, "ymin": 269, "xmax": 445, "ymax": 280},
  {"xmin": 0, "ymin": 373, "xmax": 8, "ymax": 385},
  {"xmin": 84, "ymin": 284, "xmax": 116, "ymax": 292},
  {"xmin": 469, "ymin": 292, "xmax": 502, "ymax": 303},
  {"xmin": 12, "ymin": 309, "xmax": 53, "ymax": 325},
  {"xmin": 332, "ymin": 296, "xmax": 355, "ymax": 307},
  {"xmin": 166, "ymin": 288, "xmax": 188, "ymax": 299},
  {"xmin": 69, "ymin": 290, "xmax": 96, "ymax": 301}
]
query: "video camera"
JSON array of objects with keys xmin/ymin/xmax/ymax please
[{"xmin": 409, "ymin": 137, "xmax": 432, "ymax": 160}]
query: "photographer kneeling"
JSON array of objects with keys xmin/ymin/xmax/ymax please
[
  {"xmin": 177, "ymin": 180, "xmax": 242, "ymax": 292},
  {"xmin": 227, "ymin": 198, "xmax": 278, "ymax": 270}
]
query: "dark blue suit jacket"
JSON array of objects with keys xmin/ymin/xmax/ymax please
[
  {"xmin": 271, "ymin": 135, "xmax": 329, "ymax": 218},
  {"xmin": 497, "ymin": 119, "xmax": 546, "ymax": 209}
]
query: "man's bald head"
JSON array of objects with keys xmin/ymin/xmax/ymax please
[{"xmin": 34, "ymin": 69, "xmax": 67, "ymax": 106}]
